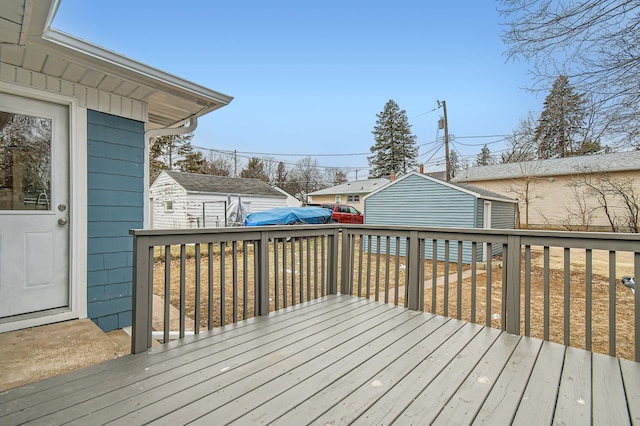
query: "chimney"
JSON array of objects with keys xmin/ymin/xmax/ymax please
[
  {"xmin": 391, "ymin": 172, "xmax": 396, "ymax": 181},
  {"xmin": 419, "ymin": 163, "xmax": 424, "ymax": 174}
]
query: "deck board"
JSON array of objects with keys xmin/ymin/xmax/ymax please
[{"xmin": 1, "ymin": 294, "xmax": 639, "ymax": 425}]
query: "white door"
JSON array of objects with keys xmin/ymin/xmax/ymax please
[
  {"xmin": 483, "ymin": 201, "xmax": 492, "ymax": 261},
  {"xmin": 0, "ymin": 93, "xmax": 69, "ymax": 318}
]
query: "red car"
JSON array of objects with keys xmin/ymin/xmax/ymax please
[{"xmin": 313, "ymin": 203, "xmax": 364, "ymax": 224}]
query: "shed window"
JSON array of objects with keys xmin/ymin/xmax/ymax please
[
  {"xmin": 164, "ymin": 200, "xmax": 174, "ymax": 212},
  {"xmin": 347, "ymin": 195, "xmax": 360, "ymax": 203},
  {"xmin": 335, "ymin": 195, "xmax": 342, "ymax": 203}
]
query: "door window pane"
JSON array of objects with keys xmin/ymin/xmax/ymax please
[{"xmin": 0, "ymin": 111, "xmax": 51, "ymax": 210}]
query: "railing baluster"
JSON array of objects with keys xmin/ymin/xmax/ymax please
[
  {"xmin": 320, "ymin": 236, "xmax": 326, "ymax": 297},
  {"xmin": 486, "ymin": 242, "xmax": 492, "ymax": 327},
  {"xmin": 418, "ymin": 238, "xmax": 425, "ymax": 310},
  {"xmin": 220, "ymin": 241, "xmax": 226, "ymax": 327},
  {"xmin": 457, "ymin": 240, "xmax": 463, "ymax": 319},
  {"xmin": 585, "ymin": 248, "xmax": 592, "ymax": 351},
  {"xmin": 314, "ymin": 236, "xmax": 319, "ymax": 299},
  {"xmin": 635, "ymin": 251, "xmax": 640, "ymax": 362},
  {"xmin": 195, "ymin": 243, "xmax": 201, "ymax": 335},
  {"xmin": 394, "ymin": 236, "xmax": 400, "ymax": 306},
  {"xmin": 232, "ymin": 241, "xmax": 238, "ymax": 323},
  {"xmin": 208, "ymin": 242, "xmax": 213, "ymax": 330},
  {"xmin": 243, "ymin": 241, "xmax": 248, "ymax": 320},
  {"xmin": 349, "ymin": 234, "xmax": 355, "ymax": 296},
  {"xmin": 357, "ymin": 234, "xmax": 363, "ymax": 297},
  {"xmin": 444, "ymin": 240, "xmax": 450, "ymax": 317},
  {"xmin": 564, "ymin": 247, "xmax": 571, "ymax": 346},
  {"xmin": 375, "ymin": 235, "xmax": 381, "ymax": 301},
  {"xmin": 274, "ymin": 238, "xmax": 280, "ymax": 311},
  {"xmin": 525, "ymin": 244, "xmax": 531, "ymax": 336},
  {"xmin": 299, "ymin": 236, "xmax": 304, "ymax": 303},
  {"xmin": 432, "ymin": 239, "xmax": 437, "ymax": 313},
  {"xmin": 179, "ymin": 244, "xmax": 186, "ymax": 339},
  {"xmin": 543, "ymin": 246, "xmax": 550, "ymax": 341},
  {"xmin": 609, "ymin": 250, "xmax": 616, "ymax": 356},
  {"xmin": 471, "ymin": 241, "xmax": 477, "ymax": 324},
  {"xmin": 366, "ymin": 236, "xmax": 372, "ymax": 299},
  {"xmin": 164, "ymin": 245, "xmax": 171, "ymax": 344},
  {"xmin": 502, "ymin": 243, "xmax": 507, "ymax": 331},
  {"xmin": 385, "ymin": 236, "xmax": 391, "ymax": 304},
  {"xmin": 306, "ymin": 236, "xmax": 311, "ymax": 300},
  {"xmin": 291, "ymin": 237, "xmax": 296, "ymax": 305},
  {"xmin": 282, "ymin": 238, "xmax": 288, "ymax": 308}
]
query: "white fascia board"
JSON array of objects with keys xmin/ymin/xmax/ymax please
[{"xmin": 40, "ymin": 29, "xmax": 233, "ymax": 103}]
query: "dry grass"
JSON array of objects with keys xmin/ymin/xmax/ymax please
[{"xmin": 152, "ymin": 240, "xmax": 636, "ymax": 360}]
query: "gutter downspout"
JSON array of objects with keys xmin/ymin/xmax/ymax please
[{"xmin": 143, "ymin": 115, "xmax": 198, "ymax": 228}]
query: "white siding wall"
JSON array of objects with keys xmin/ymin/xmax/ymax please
[{"xmin": 149, "ymin": 175, "xmax": 288, "ymax": 229}]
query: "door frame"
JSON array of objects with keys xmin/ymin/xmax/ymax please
[{"xmin": 0, "ymin": 82, "xmax": 87, "ymax": 332}]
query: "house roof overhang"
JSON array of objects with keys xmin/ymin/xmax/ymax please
[{"xmin": 0, "ymin": 0, "xmax": 233, "ymax": 129}]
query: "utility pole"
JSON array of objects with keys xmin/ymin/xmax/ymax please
[
  {"xmin": 437, "ymin": 100, "xmax": 450, "ymax": 181},
  {"xmin": 234, "ymin": 149, "xmax": 237, "ymax": 177}
]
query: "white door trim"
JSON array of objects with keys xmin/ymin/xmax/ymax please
[{"xmin": 0, "ymin": 82, "xmax": 87, "ymax": 332}]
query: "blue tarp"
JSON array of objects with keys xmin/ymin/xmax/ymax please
[{"xmin": 244, "ymin": 207, "xmax": 332, "ymax": 226}]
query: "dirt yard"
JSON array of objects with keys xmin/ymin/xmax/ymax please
[{"xmin": 153, "ymin": 242, "xmax": 637, "ymax": 360}]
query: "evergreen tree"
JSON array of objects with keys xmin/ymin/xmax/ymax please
[
  {"xmin": 149, "ymin": 133, "xmax": 197, "ymax": 182},
  {"xmin": 448, "ymin": 150, "xmax": 461, "ymax": 179},
  {"xmin": 476, "ymin": 144, "xmax": 493, "ymax": 166},
  {"xmin": 240, "ymin": 157, "xmax": 268, "ymax": 182},
  {"xmin": 534, "ymin": 76, "xmax": 587, "ymax": 159},
  {"xmin": 368, "ymin": 100, "xmax": 418, "ymax": 178}
]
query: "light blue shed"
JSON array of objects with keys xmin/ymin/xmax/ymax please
[{"xmin": 363, "ymin": 171, "xmax": 517, "ymax": 263}]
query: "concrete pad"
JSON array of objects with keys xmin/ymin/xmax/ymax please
[{"xmin": 0, "ymin": 319, "xmax": 130, "ymax": 392}]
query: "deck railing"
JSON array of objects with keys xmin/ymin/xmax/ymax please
[{"xmin": 130, "ymin": 225, "xmax": 640, "ymax": 361}]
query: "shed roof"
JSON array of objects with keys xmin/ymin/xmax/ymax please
[
  {"xmin": 163, "ymin": 171, "xmax": 286, "ymax": 198},
  {"xmin": 453, "ymin": 151, "xmax": 640, "ymax": 182},
  {"xmin": 0, "ymin": 0, "xmax": 232, "ymax": 130},
  {"xmin": 308, "ymin": 178, "xmax": 390, "ymax": 196},
  {"xmin": 367, "ymin": 171, "xmax": 516, "ymax": 203}
]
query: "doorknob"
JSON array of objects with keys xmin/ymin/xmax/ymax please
[{"xmin": 58, "ymin": 218, "xmax": 68, "ymax": 225}]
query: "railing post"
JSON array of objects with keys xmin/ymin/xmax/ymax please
[
  {"xmin": 131, "ymin": 233, "xmax": 153, "ymax": 354},
  {"xmin": 257, "ymin": 230, "xmax": 270, "ymax": 316},
  {"xmin": 407, "ymin": 230, "xmax": 420, "ymax": 311},
  {"xmin": 340, "ymin": 227, "xmax": 351, "ymax": 295},
  {"xmin": 327, "ymin": 226, "xmax": 339, "ymax": 294},
  {"xmin": 505, "ymin": 234, "xmax": 521, "ymax": 335}
]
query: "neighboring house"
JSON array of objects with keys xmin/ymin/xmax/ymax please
[
  {"xmin": 453, "ymin": 151, "xmax": 640, "ymax": 231},
  {"xmin": 308, "ymin": 178, "xmax": 389, "ymax": 212},
  {"xmin": 149, "ymin": 171, "xmax": 288, "ymax": 229},
  {"xmin": 0, "ymin": 1, "xmax": 232, "ymax": 333},
  {"xmin": 272, "ymin": 185, "xmax": 301, "ymax": 207},
  {"xmin": 364, "ymin": 171, "xmax": 516, "ymax": 263}
]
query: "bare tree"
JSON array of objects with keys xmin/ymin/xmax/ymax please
[
  {"xmin": 561, "ymin": 184, "xmax": 595, "ymax": 231},
  {"xmin": 324, "ymin": 167, "xmax": 348, "ymax": 187},
  {"xmin": 499, "ymin": 0, "xmax": 640, "ymax": 148},
  {"xmin": 203, "ymin": 151, "xmax": 233, "ymax": 176},
  {"xmin": 504, "ymin": 161, "xmax": 543, "ymax": 228},
  {"xmin": 290, "ymin": 157, "xmax": 323, "ymax": 204},
  {"xmin": 261, "ymin": 155, "xmax": 279, "ymax": 185},
  {"xmin": 570, "ymin": 167, "xmax": 640, "ymax": 232},
  {"xmin": 502, "ymin": 113, "xmax": 538, "ymax": 163}
]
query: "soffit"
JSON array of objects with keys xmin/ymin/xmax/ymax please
[{"xmin": 0, "ymin": 0, "xmax": 232, "ymax": 129}]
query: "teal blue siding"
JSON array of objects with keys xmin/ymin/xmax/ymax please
[
  {"xmin": 365, "ymin": 174, "xmax": 515, "ymax": 264},
  {"xmin": 87, "ymin": 110, "xmax": 144, "ymax": 332}
]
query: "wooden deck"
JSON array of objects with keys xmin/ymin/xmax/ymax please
[{"xmin": 2, "ymin": 295, "xmax": 639, "ymax": 425}]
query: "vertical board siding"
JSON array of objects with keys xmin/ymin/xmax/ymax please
[{"xmin": 87, "ymin": 110, "xmax": 144, "ymax": 331}]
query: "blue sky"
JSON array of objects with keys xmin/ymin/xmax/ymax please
[{"xmin": 52, "ymin": 0, "xmax": 542, "ymax": 179}]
